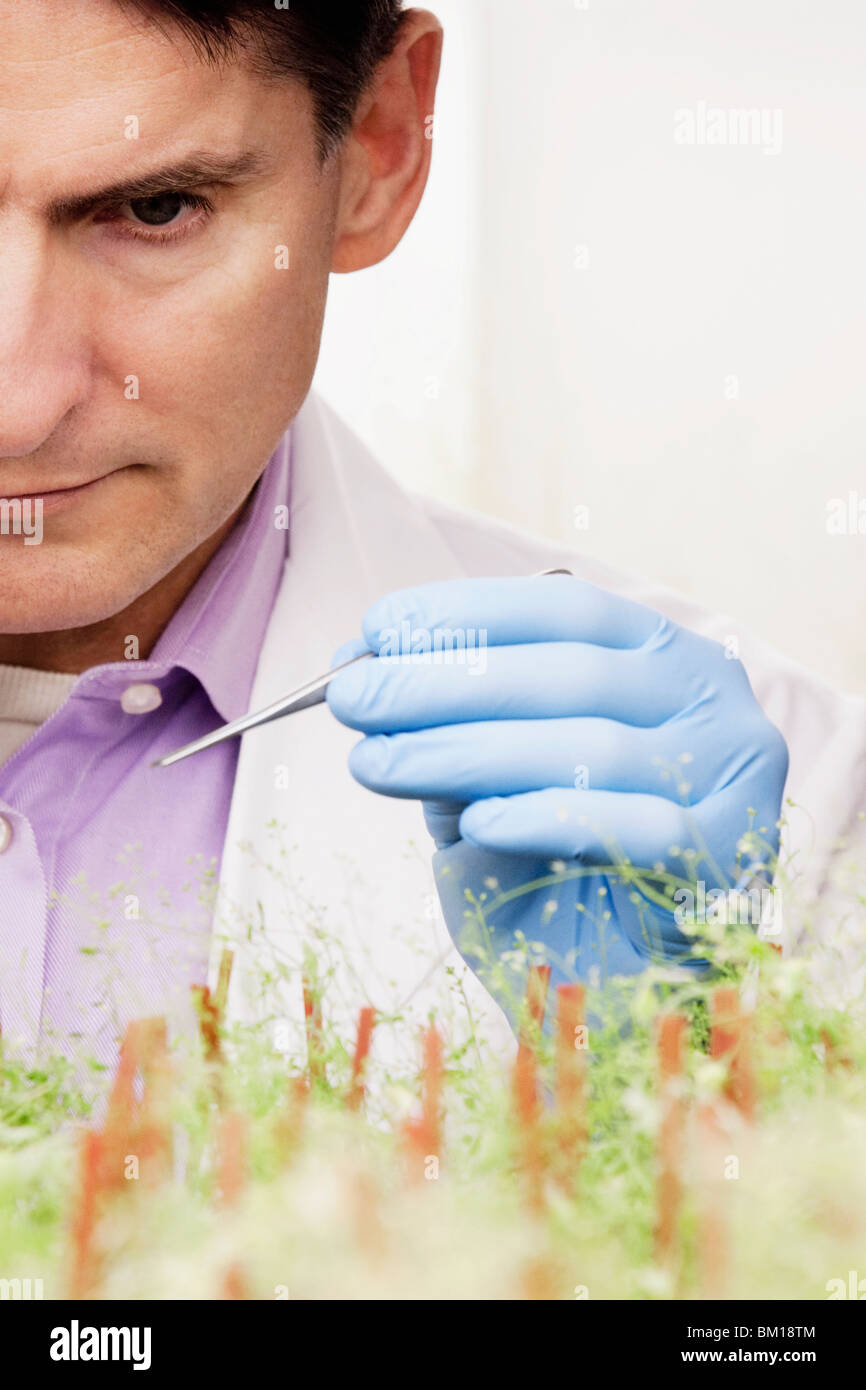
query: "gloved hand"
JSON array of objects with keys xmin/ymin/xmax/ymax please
[{"xmin": 326, "ymin": 576, "xmax": 788, "ymax": 1019}]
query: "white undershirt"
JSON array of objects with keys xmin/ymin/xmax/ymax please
[{"xmin": 0, "ymin": 663, "xmax": 78, "ymax": 766}]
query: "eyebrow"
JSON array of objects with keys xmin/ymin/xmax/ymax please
[{"xmin": 46, "ymin": 149, "xmax": 272, "ymax": 223}]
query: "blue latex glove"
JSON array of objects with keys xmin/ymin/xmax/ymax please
[{"xmin": 326, "ymin": 577, "xmax": 788, "ymax": 1020}]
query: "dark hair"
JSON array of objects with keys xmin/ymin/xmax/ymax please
[{"xmin": 122, "ymin": 1, "xmax": 406, "ymax": 157}]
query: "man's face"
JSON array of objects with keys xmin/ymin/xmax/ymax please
[{"xmin": 0, "ymin": 0, "xmax": 338, "ymax": 633}]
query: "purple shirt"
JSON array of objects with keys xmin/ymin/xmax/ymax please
[{"xmin": 0, "ymin": 434, "xmax": 291, "ymax": 1065}]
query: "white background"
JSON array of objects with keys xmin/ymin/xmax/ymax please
[{"xmin": 314, "ymin": 0, "xmax": 866, "ymax": 693}]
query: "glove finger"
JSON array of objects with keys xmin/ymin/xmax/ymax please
[
  {"xmin": 422, "ymin": 799, "xmax": 467, "ymax": 850},
  {"xmin": 347, "ymin": 717, "xmax": 712, "ymax": 803},
  {"xmin": 361, "ymin": 575, "xmax": 662, "ymax": 652},
  {"xmin": 458, "ymin": 787, "xmax": 741, "ymax": 878},
  {"xmin": 327, "ymin": 640, "xmax": 682, "ymax": 732},
  {"xmin": 329, "ymin": 635, "xmax": 373, "ymax": 667}
]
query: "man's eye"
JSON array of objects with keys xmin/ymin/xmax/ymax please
[
  {"xmin": 126, "ymin": 192, "xmax": 190, "ymax": 226},
  {"xmin": 94, "ymin": 190, "xmax": 214, "ymax": 243}
]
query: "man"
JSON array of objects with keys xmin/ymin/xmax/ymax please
[{"xmin": 0, "ymin": 2, "xmax": 862, "ymax": 1068}]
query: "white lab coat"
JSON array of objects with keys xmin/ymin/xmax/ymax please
[{"xmin": 211, "ymin": 392, "xmax": 866, "ymax": 1066}]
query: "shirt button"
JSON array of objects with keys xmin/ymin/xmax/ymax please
[
  {"xmin": 120, "ymin": 683, "xmax": 163, "ymax": 715},
  {"xmin": 0, "ymin": 815, "xmax": 12, "ymax": 853}
]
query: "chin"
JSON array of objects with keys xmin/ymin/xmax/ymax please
[
  {"xmin": 0, "ymin": 559, "xmax": 133, "ymax": 635},
  {"xmin": 0, "ymin": 604, "xmax": 122, "ymax": 636}
]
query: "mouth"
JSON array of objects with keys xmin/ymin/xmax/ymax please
[{"xmin": 0, "ymin": 468, "xmax": 131, "ymax": 515}]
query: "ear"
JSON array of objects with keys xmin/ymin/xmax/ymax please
[{"xmin": 331, "ymin": 9, "xmax": 443, "ymax": 274}]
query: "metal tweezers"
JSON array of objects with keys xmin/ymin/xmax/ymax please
[{"xmin": 153, "ymin": 568, "xmax": 572, "ymax": 769}]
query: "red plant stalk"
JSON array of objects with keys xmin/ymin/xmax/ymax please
[
  {"xmin": 103, "ymin": 1019, "xmax": 174, "ymax": 1189},
  {"xmin": 69, "ymin": 1017, "xmax": 174, "ymax": 1296},
  {"xmin": 217, "ymin": 1111, "xmax": 247, "ymax": 1208},
  {"xmin": 654, "ymin": 1012, "xmax": 689, "ymax": 1269},
  {"xmin": 68, "ymin": 1129, "xmax": 106, "ymax": 1299},
  {"xmin": 520, "ymin": 1255, "xmax": 560, "ymax": 1301},
  {"xmin": 710, "ymin": 987, "xmax": 756, "ymax": 1122},
  {"xmin": 191, "ymin": 950, "xmax": 234, "ymax": 1065},
  {"xmin": 513, "ymin": 964, "xmax": 551, "ymax": 1116},
  {"xmin": 696, "ymin": 1101, "xmax": 728, "ymax": 1298},
  {"xmin": 554, "ymin": 983, "xmax": 587, "ymax": 1190},
  {"xmin": 221, "ymin": 1261, "xmax": 250, "ymax": 1300},
  {"xmin": 102, "ymin": 1024, "xmax": 142, "ymax": 1193},
  {"xmin": 347, "ymin": 1006, "xmax": 376, "ymax": 1111},
  {"xmin": 516, "ymin": 965, "xmax": 551, "ymax": 1078},
  {"xmin": 403, "ymin": 1026, "xmax": 444, "ymax": 1180},
  {"xmin": 134, "ymin": 1018, "xmax": 173, "ymax": 1185},
  {"xmin": 420, "ymin": 1025, "xmax": 443, "ymax": 1156},
  {"xmin": 302, "ymin": 975, "xmax": 325, "ymax": 1085},
  {"xmin": 134, "ymin": 1017, "xmax": 166, "ymax": 1071},
  {"xmin": 401, "ymin": 1116, "xmax": 425, "ymax": 1174},
  {"xmin": 512, "ymin": 965, "xmax": 551, "ymax": 1211},
  {"xmin": 191, "ymin": 984, "xmax": 222, "ymax": 1064}
]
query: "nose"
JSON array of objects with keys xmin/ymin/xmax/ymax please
[{"xmin": 0, "ymin": 227, "xmax": 91, "ymax": 457}]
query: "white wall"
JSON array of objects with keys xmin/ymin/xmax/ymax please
[{"xmin": 314, "ymin": 0, "xmax": 866, "ymax": 694}]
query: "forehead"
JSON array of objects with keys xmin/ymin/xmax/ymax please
[
  {"xmin": 0, "ymin": 0, "xmax": 301, "ymax": 197},
  {"xmin": 0, "ymin": 0, "xmax": 214, "ymax": 111}
]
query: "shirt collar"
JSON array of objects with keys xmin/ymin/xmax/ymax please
[{"xmin": 147, "ymin": 431, "xmax": 291, "ymax": 723}]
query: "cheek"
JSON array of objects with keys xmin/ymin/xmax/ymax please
[
  {"xmin": 97, "ymin": 239, "xmax": 329, "ymax": 465},
  {"xmin": 212, "ymin": 253, "xmax": 329, "ymax": 409}
]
